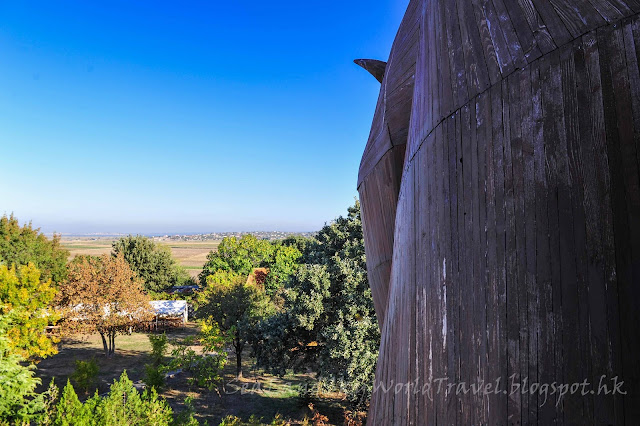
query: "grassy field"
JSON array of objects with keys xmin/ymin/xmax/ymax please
[
  {"xmin": 61, "ymin": 238, "xmax": 220, "ymax": 278},
  {"xmin": 35, "ymin": 325, "xmax": 351, "ymax": 425}
]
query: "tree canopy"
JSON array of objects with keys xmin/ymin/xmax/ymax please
[
  {"xmin": 251, "ymin": 201, "xmax": 380, "ymax": 405},
  {"xmin": 0, "ymin": 310, "xmax": 46, "ymax": 424},
  {"xmin": 57, "ymin": 254, "xmax": 153, "ymax": 357},
  {"xmin": 199, "ymin": 235, "xmax": 274, "ymax": 285},
  {"xmin": 112, "ymin": 235, "xmax": 188, "ymax": 293},
  {"xmin": 199, "ymin": 235, "xmax": 303, "ymax": 295},
  {"xmin": 0, "ymin": 263, "xmax": 58, "ymax": 359},
  {"xmin": 0, "ymin": 214, "xmax": 69, "ymax": 285},
  {"xmin": 197, "ymin": 270, "xmax": 273, "ymax": 378},
  {"xmin": 263, "ymin": 244, "xmax": 302, "ymax": 295}
]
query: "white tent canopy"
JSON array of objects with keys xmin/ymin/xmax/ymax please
[{"xmin": 149, "ymin": 300, "xmax": 188, "ymax": 322}]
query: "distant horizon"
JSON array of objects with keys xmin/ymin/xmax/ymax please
[
  {"xmin": 46, "ymin": 229, "xmax": 319, "ymax": 238},
  {"xmin": 0, "ymin": 0, "xmax": 408, "ymax": 233},
  {"xmin": 1, "ymin": 211, "xmax": 335, "ymax": 236}
]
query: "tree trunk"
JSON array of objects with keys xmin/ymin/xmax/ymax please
[
  {"xmin": 100, "ymin": 332, "xmax": 108, "ymax": 357},
  {"xmin": 109, "ymin": 331, "xmax": 116, "ymax": 357},
  {"xmin": 236, "ymin": 349, "xmax": 242, "ymax": 378},
  {"xmin": 234, "ymin": 338, "xmax": 243, "ymax": 378}
]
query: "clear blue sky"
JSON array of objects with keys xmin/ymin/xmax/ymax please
[{"xmin": 0, "ymin": 0, "xmax": 408, "ymax": 234}]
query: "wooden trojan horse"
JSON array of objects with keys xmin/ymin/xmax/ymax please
[{"xmin": 357, "ymin": 0, "xmax": 640, "ymax": 424}]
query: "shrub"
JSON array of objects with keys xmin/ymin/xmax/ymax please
[
  {"xmin": 218, "ymin": 416, "xmax": 242, "ymax": 426},
  {"xmin": 172, "ymin": 396, "xmax": 199, "ymax": 426},
  {"xmin": 0, "ymin": 311, "xmax": 45, "ymax": 424},
  {"xmin": 52, "ymin": 371, "xmax": 173, "ymax": 426},
  {"xmin": 53, "ymin": 381, "xmax": 82, "ymax": 426},
  {"xmin": 142, "ymin": 333, "xmax": 169, "ymax": 391},
  {"xmin": 168, "ymin": 319, "xmax": 228, "ymax": 391},
  {"xmin": 269, "ymin": 414, "xmax": 289, "ymax": 426},
  {"xmin": 39, "ymin": 379, "xmax": 59, "ymax": 426},
  {"xmin": 143, "ymin": 364, "xmax": 166, "ymax": 391},
  {"xmin": 148, "ymin": 333, "xmax": 168, "ymax": 366},
  {"xmin": 70, "ymin": 359, "xmax": 99, "ymax": 394}
]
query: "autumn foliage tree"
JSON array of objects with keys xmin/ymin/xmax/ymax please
[{"xmin": 57, "ymin": 254, "xmax": 153, "ymax": 357}]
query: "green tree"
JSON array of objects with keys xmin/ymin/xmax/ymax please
[
  {"xmin": 112, "ymin": 235, "xmax": 188, "ymax": 293},
  {"xmin": 0, "ymin": 214, "xmax": 69, "ymax": 285},
  {"xmin": 0, "ymin": 263, "xmax": 58, "ymax": 359},
  {"xmin": 52, "ymin": 372, "xmax": 173, "ymax": 426},
  {"xmin": 0, "ymin": 310, "xmax": 45, "ymax": 425},
  {"xmin": 251, "ymin": 201, "xmax": 379, "ymax": 405},
  {"xmin": 197, "ymin": 271, "xmax": 273, "ymax": 378},
  {"xmin": 53, "ymin": 381, "xmax": 82, "ymax": 426},
  {"xmin": 263, "ymin": 244, "xmax": 302, "ymax": 295},
  {"xmin": 198, "ymin": 235, "xmax": 273, "ymax": 285},
  {"xmin": 280, "ymin": 235, "xmax": 315, "ymax": 263}
]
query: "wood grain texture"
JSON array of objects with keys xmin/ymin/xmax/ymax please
[{"xmin": 358, "ymin": 1, "xmax": 640, "ymax": 423}]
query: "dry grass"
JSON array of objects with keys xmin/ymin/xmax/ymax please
[
  {"xmin": 35, "ymin": 325, "xmax": 351, "ymax": 425},
  {"xmin": 61, "ymin": 239, "xmax": 220, "ymax": 279},
  {"xmin": 36, "ymin": 325, "xmax": 201, "ymax": 395}
]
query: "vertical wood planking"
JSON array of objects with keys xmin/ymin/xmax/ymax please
[
  {"xmin": 460, "ymin": 103, "xmax": 473, "ymax": 426},
  {"xmin": 490, "ymin": 82, "xmax": 508, "ymax": 424},
  {"xmin": 579, "ymin": 31, "xmax": 617, "ymax": 425},
  {"xmin": 601, "ymin": 21, "xmax": 640, "ymax": 421},
  {"xmin": 360, "ymin": 2, "xmax": 640, "ymax": 424},
  {"xmin": 510, "ymin": 69, "xmax": 530, "ymax": 425},
  {"xmin": 520, "ymin": 63, "xmax": 539, "ymax": 425},
  {"xmin": 476, "ymin": 91, "xmax": 490, "ymax": 425}
]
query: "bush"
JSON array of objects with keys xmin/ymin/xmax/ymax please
[
  {"xmin": 218, "ymin": 416, "xmax": 242, "ymax": 426},
  {"xmin": 142, "ymin": 333, "xmax": 169, "ymax": 391},
  {"xmin": 143, "ymin": 364, "xmax": 166, "ymax": 391},
  {"xmin": 172, "ymin": 396, "xmax": 199, "ymax": 426},
  {"xmin": 168, "ymin": 319, "xmax": 228, "ymax": 391},
  {"xmin": 70, "ymin": 359, "xmax": 99, "ymax": 394},
  {"xmin": 53, "ymin": 381, "xmax": 83, "ymax": 426},
  {"xmin": 217, "ymin": 414, "xmax": 289, "ymax": 426},
  {"xmin": 148, "ymin": 333, "xmax": 168, "ymax": 366},
  {"xmin": 0, "ymin": 311, "xmax": 45, "ymax": 424},
  {"xmin": 53, "ymin": 371, "xmax": 173, "ymax": 426},
  {"xmin": 169, "ymin": 341, "xmax": 226, "ymax": 390}
]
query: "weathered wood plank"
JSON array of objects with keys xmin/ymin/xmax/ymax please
[
  {"xmin": 550, "ymin": 0, "xmax": 606, "ymax": 38},
  {"xmin": 489, "ymin": 0, "xmax": 527, "ymax": 68},
  {"xmin": 359, "ymin": 2, "xmax": 640, "ymax": 424},
  {"xmin": 460, "ymin": 103, "xmax": 474, "ymax": 425},
  {"xmin": 530, "ymin": 57, "xmax": 556, "ymax": 425},
  {"xmin": 520, "ymin": 63, "xmax": 539, "ymax": 425},
  {"xmin": 561, "ymin": 40, "xmax": 594, "ymax": 423},
  {"xmin": 583, "ymin": 29, "xmax": 623, "ymax": 424},
  {"xmin": 443, "ymin": 112, "xmax": 457, "ymax": 426},
  {"xmin": 489, "ymin": 81, "xmax": 507, "ymax": 425},
  {"xmin": 475, "ymin": 90, "xmax": 490, "ymax": 425},
  {"xmin": 475, "ymin": 0, "xmax": 517, "ymax": 75},
  {"xmin": 470, "ymin": 0, "xmax": 502, "ymax": 84},
  {"xmin": 456, "ymin": 0, "xmax": 491, "ymax": 96},
  {"xmin": 600, "ymin": 21, "xmax": 640, "ymax": 422},
  {"xmin": 503, "ymin": 75, "xmax": 521, "ymax": 425},
  {"xmin": 509, "ymin": 69, "xmax": 529, "ymax": 425}
]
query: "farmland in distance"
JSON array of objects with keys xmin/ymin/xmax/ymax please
[{"xmin": 61, "ymin": 237, "xmax": 220, "ymax": 278}]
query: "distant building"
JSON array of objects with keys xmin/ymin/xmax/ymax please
[{"xmin": 167, "ymin": 285, "xmax": 200, "ymax": 295}]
